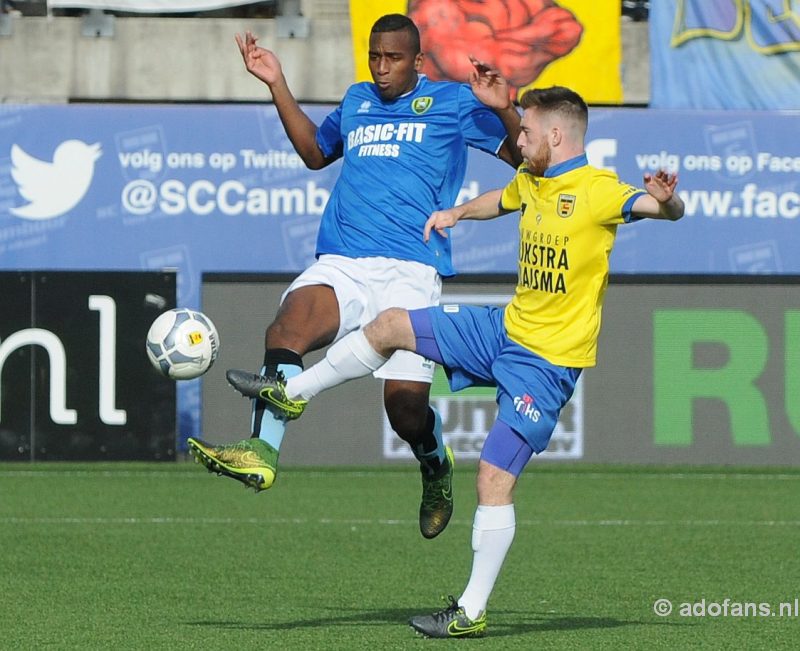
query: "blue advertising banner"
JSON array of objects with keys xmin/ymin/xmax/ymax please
[
  {"xmin": 588, "ymin": 108, "xmax": 800, "ymax": 274},
  {"xmin": 1, "ymin": 103, "xmax": 799, "ymax": 443},
  {"xmin": 650, "ymin": 0, "xmax": 800, "ymax": 110}
]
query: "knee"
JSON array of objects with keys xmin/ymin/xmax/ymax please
[
  {"xmin": 375, "ymin": 307, "xmax": 407, "ymax": 329},
  {"xmin": 366, "ymin": 308, "xmax": 413, "ymax": 353}
]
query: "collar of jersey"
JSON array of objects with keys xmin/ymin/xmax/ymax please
[{"xmin": 542, "ymin": 153, "xmax": 588, "ymax": 178}]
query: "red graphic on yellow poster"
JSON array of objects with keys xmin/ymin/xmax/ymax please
[{"xmin": 349, "ymin": 0, "xmax": 622, "ymax": 104}]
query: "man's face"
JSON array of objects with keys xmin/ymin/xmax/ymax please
[
  {"xmin": 368, "ymin": 30, "xmax": 423, "ymax": 100},
  {"xmin": 517, "ymin": 108, "xmax": 551, "ymax": 176}
]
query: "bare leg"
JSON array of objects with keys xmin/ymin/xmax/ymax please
[
  {"xmin": 251, "ymin": 284, "xmax": 340, "ymax": 448},
  {"xmin": 363, "ymin": 307, "xmax": 417, "ymax": 356},
  {"xmin": 458, "ymin": 461, "xmax": 518, "ymax": 620},
  {"xmin": 265, "ymin": 284, "xmax": 340, "ymax": 353},
  {"xmin": 286, "ymin": 307, "xmax": 417, "ymax": 401}
]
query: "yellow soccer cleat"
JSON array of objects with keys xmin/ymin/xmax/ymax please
[{"xmin": 188, "ymin": 437, "xmax": 278, "ymax": 492}]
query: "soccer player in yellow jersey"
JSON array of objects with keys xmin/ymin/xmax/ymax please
[{"xmin": 256, "ymin": 86, "xmax": 684, "ymax": 638}]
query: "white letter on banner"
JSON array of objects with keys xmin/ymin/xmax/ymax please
[
  {"xmin": 160, "ymin": 180, "xmax": 186, "ymax": 215},
  {"xmin": 586, "ymin": 139, "xmax": 617, "ymax": 172},
  {"xmin": 187, "ymin": 180, "xmax": 216, "ymax": 215},
  {"xmin": 89, "ymin": 295, "xmax": 126, "ymax": 425},
  {"xmin": 0, "ymin": 329, "xmax": 77, "ymax": 425},
  {"xmin": 217, "ymin": 180, "xmax": 245, "ymax": 215}
]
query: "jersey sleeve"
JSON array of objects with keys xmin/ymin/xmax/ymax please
[
  {"xmin": 589, "ymin": 170, "xmax": 647, "ymax": 225},
  {"xmin": 457, "ymin": 84, "xmax": 507, "ymax": 156},
  {"xmin": 499, "ymin": 167, "xmax": 526, "ymax": 211},
  {"xmin": 315, "ymin": 103, "xmax": 345, "ymax": 161}
]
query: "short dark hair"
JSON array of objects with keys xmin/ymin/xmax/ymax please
[
  {"xmin": 519, "ymin": 86, "xmax": 588, "ymax": 127},
  {"xmin": 371, "ymin": 14, "xmax": 421, "ymax": 54}
]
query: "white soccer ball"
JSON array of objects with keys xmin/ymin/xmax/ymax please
[{"xmin": 146, "ymin": 308, "xmax": 220, "ymax": 380}]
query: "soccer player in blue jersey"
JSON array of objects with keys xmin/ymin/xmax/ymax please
[
  {"xmin": 188, "ymin": 14, "xmax": 522, "ymax": 540},
  {"xmin": 246, "ymin": 86, "xmax": 684, "ymax": 637}
]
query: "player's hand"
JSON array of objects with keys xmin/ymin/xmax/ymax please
[
  {"xmin": 424, "ymin": 209, "xmax": 460, "ymax": 242},
  {"xmin": 468, "ymin": 54, "xmax": 512, "ymax": 110},
  {"xmin": 235, "ymin": 31, "xmax": 282, "ymax": 86},
  {"xmin": 644, "ymin": 169, "xmax": 678, "ymax": 203}
]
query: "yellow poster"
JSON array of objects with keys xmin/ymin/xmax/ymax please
[
  {"xmin": 349, "ymin": 0, "xmax": 622, "ymax": 104},
  {"xmin": 349, "ymin": 0, "xmax": 408, "ymax": 83},
  {"xmin": 523, "ymin": 1, "xmax": 622, "ymax": 104}
]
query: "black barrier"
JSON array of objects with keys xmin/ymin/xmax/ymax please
[{"xmin": 0, "ymin": 271, "xmax": 176, "ymax": 461}]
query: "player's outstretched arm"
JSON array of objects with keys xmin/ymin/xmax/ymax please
[
  {"xmin": 468, "ymin": 55, "xmax": 510, "ymax": 110},
  {"xmin": 467, "ymin": 55, "xmax": 523, "ymax": 168},
  {"xmin": 424, "ymin": 189, "xmax": 505, "ymax": 242},
  {"xmin": 235, "ymin": 30, "xmax": 283, "ymax": 86},
  {"xmin": 235, "ymin": 31, "xmax": 329, "ymax": 170},
  {"xmin": 631, "ymin": 170, "xmax": 685, "ymax": 221}
]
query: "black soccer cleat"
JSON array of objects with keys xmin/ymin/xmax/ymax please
[
  {"xmin": 409, "ymin": 595, "xmax": 487, "ymax": 638},
  {"xmin": 419, "ymin": 445, "xmax": 454, "ymax": 539},
  {"xmin": 226, "ymin": 369, "xmax": 307, "ymax": 420}
]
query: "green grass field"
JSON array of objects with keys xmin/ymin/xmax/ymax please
[{"xmin": 1, "ymin": 462, "xmax": 799, "ymax": 649}]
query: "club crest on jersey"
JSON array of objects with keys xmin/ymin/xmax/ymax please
[
  {"xmin": 557, "ymin": 194, "xmax": 576, "ymax": 218},
  {"xmin": 411, "ymin": 96, "xmax": 433, "ymax": 114}
]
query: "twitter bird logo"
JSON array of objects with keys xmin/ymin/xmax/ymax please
[{"xmin": 10, "ymin": 140, "xmax": 102, "ymax": 220}]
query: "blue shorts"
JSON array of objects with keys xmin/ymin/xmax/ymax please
[{"xmin": 409, "ymin": 305, "xmax": 580, "ymax": 461}]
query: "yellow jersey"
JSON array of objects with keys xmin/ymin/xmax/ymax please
[{"xmin": 500, "ymin": 154, "xmax": 645, "ymax": 367}]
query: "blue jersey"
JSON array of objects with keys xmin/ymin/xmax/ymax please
[{"xmin": 315, "ymin": 75, "xmax": 507, "ymax": 277}]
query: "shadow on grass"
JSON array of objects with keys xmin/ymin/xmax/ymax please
[
  {"xmin": 188, "ymin": 607, "xmax": 688, "ymax": 636},
  {"xmin": 486, "ymin": 610, "xmax": 688, "ymax": 638},
  {"xmin": 187, "ymin": 607, "xmax": 420, "ymax": 632}
]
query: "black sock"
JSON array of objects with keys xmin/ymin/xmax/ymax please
[{"xmin": 262, "ymin": 348, "xmax": 303, "ymax": 377}]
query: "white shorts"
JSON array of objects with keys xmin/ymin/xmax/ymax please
[{"xmin": 282, "ymin": 254, "xmax": 442, "ymax": 382}]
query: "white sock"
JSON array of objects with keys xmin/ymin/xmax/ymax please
[
  {"xmin": 286, "ymin": 330, "xmax": 388, "ymax": 401},
  {"xmin": 458, "ymin": 504, "xmax": 516, "ymax": 621}
]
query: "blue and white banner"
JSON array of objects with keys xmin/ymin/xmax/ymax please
[
  {"xmin": 2, "ymin": 103, "xmax": 799, "ymax": 442},
  {"xmin": 2, "ymin": 103, "xmax": 798, "ymax": 282},
  {"xmin": 650, "ymin": 0, "xmax": 800, "ymax": 110},
  {"xmin": 588, "ymin": 108, "xmax": 800, "ymax": 274}
]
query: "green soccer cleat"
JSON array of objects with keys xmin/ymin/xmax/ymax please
[
  {"xmin": 409, "ymin": 595, "xmax": 487, "ymax": 638},
  {"xmin": 226, "ymin": 369, "xmax": 308, "ymax": 420},
  {"xmin": 187, "ymin": 437, "xmax": 278, "ymax": 491},
  {"xmin": 419, "ymin": 445, "xmax": 454, "ymax": 539}
]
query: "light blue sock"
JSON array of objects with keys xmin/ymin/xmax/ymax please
[
  {"xmin": 251, "ymin": 363, "xmax": 302, "ymax": 450},
  {"xmin": 414, "ymin": 407, "xmax": 446, "ymax": 475}
]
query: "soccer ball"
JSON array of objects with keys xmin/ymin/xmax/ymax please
[{"xmin": 146, "ymin": 308, "xmax": 220, "ymax": 380}]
